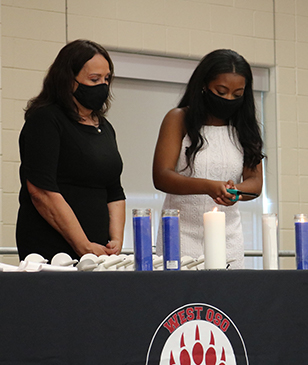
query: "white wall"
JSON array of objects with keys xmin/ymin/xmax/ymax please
[{"xmin": 2, "ymin": 0, "xmax": 308, "ymax": 269}]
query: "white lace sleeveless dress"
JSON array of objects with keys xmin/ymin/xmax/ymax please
[{"xmin": 156, "ymin": 125, "xmax": 245, "ymax": 269}]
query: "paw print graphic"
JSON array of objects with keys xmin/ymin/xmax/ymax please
[{"xmin": 170, "ymin": 326, "xmax": 226, "ymax": 365}]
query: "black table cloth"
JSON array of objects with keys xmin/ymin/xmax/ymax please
[{"xmin": 0, "ymin": 270, "xmax": 306, "ymax": 364}]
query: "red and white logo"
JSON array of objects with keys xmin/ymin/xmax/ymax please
[{"xmin": 146, "ymin": 303, "xmax": 249, "ymax": 365}]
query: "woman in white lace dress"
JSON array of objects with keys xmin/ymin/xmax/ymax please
[{"xmin": 153, "ymin": 49, "xmax": 264, "ymax": 269}]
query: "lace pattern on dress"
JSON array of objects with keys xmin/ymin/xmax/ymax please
[{"xmin": 156, "ymin": 125, "xmax": 245, "ymax": 269}]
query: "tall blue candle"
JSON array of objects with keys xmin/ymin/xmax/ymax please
[
  {"xmin": 133, "ymin": 209, "xmax": 153, "ymax": 271},
  {"xmin": 295, "ymin": 214, "xmax": 308, "ymax": 270},
  {"xmin": 162, "ymin": 209, "xmax": 181, "ymax": 271}
]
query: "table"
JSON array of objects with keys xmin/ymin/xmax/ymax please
[{"xmin": 0, "ymin": 270, "xmax": 307, "ymax": 364}]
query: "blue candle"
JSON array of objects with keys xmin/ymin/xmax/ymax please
[
  {"xmin": 162, "ymin": 209, "xmax": 181, "ymax": 271},
  {"xmin": 133, "ymin": 209, "xmax": 153, "ymax": 271},
  {"xmin": 295, "ymin": 214, "xmax": 308, "ymax": 270}
]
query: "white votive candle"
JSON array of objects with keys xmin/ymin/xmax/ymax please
[
  {"xmin": 262, "ymin": 213, "xmax": 279, "ymax": 269},
  {"xmin": 203, "ymin": 208, "xmax": 226, "ymax": 269}
]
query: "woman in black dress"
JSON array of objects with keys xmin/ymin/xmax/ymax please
[{"xmin": 16, "ymin": 40, "xmax": 126, "ymax": 262}]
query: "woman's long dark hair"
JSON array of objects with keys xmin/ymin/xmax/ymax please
[
  {"xmin": 25, "ymin": 39, "xmax": 114, "ymax": 121},
  {"xmin": 178, "ymin": 49, "xmax": 264, "ymax": 171}
]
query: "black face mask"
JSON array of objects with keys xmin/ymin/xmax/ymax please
[
  {"xmin": 204, "ymin": 89, "xmax": 244, "ymax": 120},
  {"xmin": 73, "ymin": 81, "xmax": 109, "ymax": 111}
]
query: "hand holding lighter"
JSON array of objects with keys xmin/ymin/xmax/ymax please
[{"xmin": 227, "ymin": 188, "xmax": 259, "ymax": 202}]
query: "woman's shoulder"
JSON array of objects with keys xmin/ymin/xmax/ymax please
[
  {"xmin": 23, "ymin": 104, "xmax": 67, "ymax": 134},
  {"xmin": 162, "ymin": 107, "xmax": 187, "ymax": 136},
  {"xmin": 26, "ymin": 103, "xmax": 66, "ymax": 121},
  {"xmin": 165, "ymin": 107, "xmax": 187, "ymax": 120}
]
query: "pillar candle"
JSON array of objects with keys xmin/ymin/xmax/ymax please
[
  {"xmin": 203, "ymin": 208, "xmax": 226, "ymax": 269},
  {"xmin": 262, "ymin": 213, "xmax": 279, "ymax": 269},
  {"xmin": 294, "ymin": 214, "xmax": 308, "ymax": 270},
  {"xmin": 162, "ymin": 209, "xmax": 181, "ymax": 271},
  {"xmin": 133, "ymin": 209, "xmax": 153, "ymax": 271}
]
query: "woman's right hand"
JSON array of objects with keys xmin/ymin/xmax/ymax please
[
  {"xmin": 89, "ymin": 242, "xmax": 118, "ymax": 256},
  {"xmin": 207, "ymin": 180, "xmax": 237, "ymax": 206}
]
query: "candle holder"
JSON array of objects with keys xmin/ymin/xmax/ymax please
[
  {"xmin": 162, "ymin": 209, "xmax": 181, "ymax": 271},
  {"xmin": 132, "ymin": 209, "xmax": 153, "ymax": 271},
  {"xmin": 294, "ymin": 214, "xmax": 308, "ymax": 270}
]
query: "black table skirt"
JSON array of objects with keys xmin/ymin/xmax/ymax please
[{"xmin": 0, "ymin": 270, "xmax": 306, "ymax": 364}]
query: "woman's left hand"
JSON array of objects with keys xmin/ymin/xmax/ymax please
[
  {"xmin": 213, "ymin": 180, "xmax": 241, "ymax": 206},
  {"xmin": 106, "ymin": 240, "xmax": 123, "ymax": 255}
]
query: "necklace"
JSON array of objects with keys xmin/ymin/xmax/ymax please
[{"xmin": 80, "ymin": 116, "xmax": 101, "ymax": 133}]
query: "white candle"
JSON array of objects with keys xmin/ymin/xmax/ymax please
[
  {"xmin": 203, "ymin": 208, "xmax": 226, "ymax": 269},
  {"xmin": 262, "ymin": 213, "xmax": 279, "ymax": 269}
]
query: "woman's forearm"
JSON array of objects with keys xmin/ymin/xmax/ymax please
[
  {"xmin": 153, "ymin": 168, "xmax": 213, "ymax": 195},
  {"xmin": 235, "ymin": 179, "xmax": 263, "ymax": 201},
  {"xmin": 107, "ymin": 200, "xmax": 125, "ymax": 253},
  {"xmin": 236, "ymin": 162, "xmax": 263, "ymax": 201},
  {"xmin": 27, "ymin": 180, "xmax": 93, "ymax": 256}
]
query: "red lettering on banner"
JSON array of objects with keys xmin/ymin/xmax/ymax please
[
  {"xmin": 213, "ymin": 313, "xmax": 222, "ymax": 327},
  {"xmin": 163, "ymin": 306, "xmax": 230, "ymax": 334},
  {"xmin": 205, "ymin": 308, "xmax": 230, "ymax": 332},
  {"xmin": 206, "ymin": 309, "xmax": 214, "ymax": 322},
  {"xmin": 195, "ymin": 306, "xmax": 203, "ymax": 320},
  {"xmin": 178, "ymin": 310, "xmax": 187, "ymax": 325},
  {"xmin": 163, "ymin": 314, "xmax": 180, "ymax": 333},
  {"xmin": 186, "ymin": 307, "xmax": 195, "ymax": 321},
  {"xmin": 220, "ymin": 319, "xmax": 230, "ymax": 332}
]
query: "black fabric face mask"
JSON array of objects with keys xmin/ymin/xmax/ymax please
[
  {"xmin": 73, "ymin": 81, "xmax": 109, "ymax": 111},
  {"xmin": 204, "ymin": 89, "xmax": 244, "ymax": 120}
]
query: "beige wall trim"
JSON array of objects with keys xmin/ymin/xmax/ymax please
[{"xmin": 110, "ymin": 51, "xmax": 269, "ymax": 92}]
